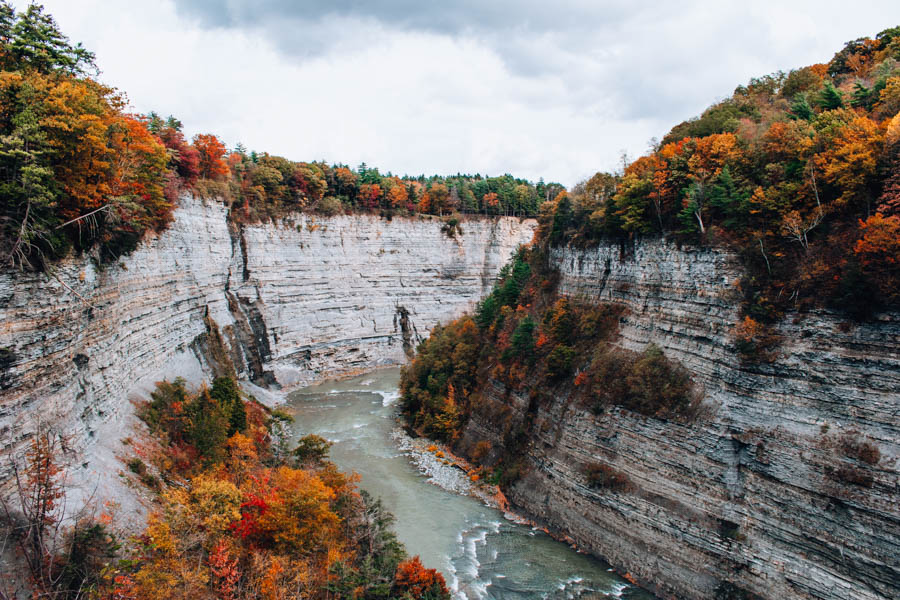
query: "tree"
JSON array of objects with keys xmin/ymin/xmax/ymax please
[
  {"xmin": 818, "ymin": 80, "xmax": 844, "ymax": 110},
  {"xmin": 393, "ymin": 557, "xmax": 450, "ymax": 599},
  {"xmin": 293, "ymin": 434, "xmax": 333, "ymax": 465},
  {"xmin": 547, "ymin": 190, "xmax": 573, "ymax": 245},
  {"xmin": 210, "ymin": 376, "xmax": 245, "ymax": 436},
  {"xmin": 854, "ymin": 212, "xmax": 900, "ymax": 302},
  {"xmin": 386, "ymin": 181, "xmax": 408, "ymax": 209},
  {"xmin": 6, "ymin": 3, "xmax": 96, "ymax": 75},
  {"xmin": 790, "ymin": 93, "xmax": 815, "ymax": 120},
  {"xmin": 816, "ymin": 115, "xmax": 883, "ymax": 213},
  {"xmin": 192, "ymin": 133, "xmax": 228, "ymax": 179}
]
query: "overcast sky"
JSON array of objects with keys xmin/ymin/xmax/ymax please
[{"xmin": 13, "ymin": 1, "xmax": 900, "ymax": 186}]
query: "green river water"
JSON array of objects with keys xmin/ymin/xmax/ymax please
[{"xmin": 284, "ymin": 368, "xmax": 654, "ymax": 600}]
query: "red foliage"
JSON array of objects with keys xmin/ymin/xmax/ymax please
[
  {"xmin": 394, "ymin": 556, "xmax": 449, "ymax": 599},
  {"xmin": 192, "ymin": 133, "xmax": 229, "ymax": 180},
  {"xmin": 208, "ymin": 541, "xmax": 241, "ymax": 600}
]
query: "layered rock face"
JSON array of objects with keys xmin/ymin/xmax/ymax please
[
  {"xmin": 457, "ymin": 241, "xmax": 899, "ymax": 600},
  {"xmin": 0, "ymin": 194, "xmax": 535, "ymax": 484}
]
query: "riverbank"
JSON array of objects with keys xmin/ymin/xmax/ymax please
[{"xmin": 283, "ymin": 368, "xmax": 653, "ymax": 599}]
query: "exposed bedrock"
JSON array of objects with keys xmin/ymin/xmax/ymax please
[
  {"xmin": 456, "ymin": 241, "xmax": 899, "ymax": 600},
  {"xmin": 0, "ymin": 194, "xmax": 535, "ymax": 488}
]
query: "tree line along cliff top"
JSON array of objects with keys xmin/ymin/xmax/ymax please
[
  {"xmin": 1, "ymin": 1, "xmax": 898, "ymax": 323},
  {"xmin": 0, "ymin": 3, "xmax": 561, "ymax": 272},
  {"xmin": 542, "ymin": 26, "xmax": 900, "ymax": 321}
]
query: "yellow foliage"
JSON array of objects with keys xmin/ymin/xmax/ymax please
[{"xmin": 189, "ymin": 474, "xmax": 243, "ymax": 539}]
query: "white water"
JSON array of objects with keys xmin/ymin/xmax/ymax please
[{"xmin": 285, "ymin": 368, "xmax": 653, "ymax": 600}]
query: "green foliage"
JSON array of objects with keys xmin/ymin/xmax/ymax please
[
  {"xmin": 496, "ymin": 251, "xmax": 532, "ymax": 308},
  {"xmin": 400, "ymin": 316, "xmax": 480, "ymax": 441},
  {"xmin": 293, "ymin": 434, "xmax": 333, "ymax": 464},
  {"xmin": 138, "ymin": 377, "xmax": 252, "ymax": 468},
  {"xmin": 818, "ymin": 80, "xmax": 845, "ymax": 110},
  {"xmin": 3, "ymin": 2, "xmax": 96, "ymax": 75},
  {"xmin": 508, "ymin": 317, "xmax": 536, "ymax": 359},
  {"xmin": 545, "ymin": 345, "xmax": 577, "ymax": 380},
  {"xmin": 184, "ymin": 388, "xmax": 229, "ymax": 463},
  {"xmin": 789, "ymin": 93, "xmax": 815, "ymax": 120},
  {"xmin": 210, "ymin": 376, "xmax": 246, "ymax": 435},
  {"xmin": 474, "ymin": 294, "xmax": 498, "ymax": 329}
]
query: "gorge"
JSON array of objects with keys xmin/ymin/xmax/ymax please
[
  {"xmin": 0, "ymin": 194, "xmax": 535, "ymax": 520},
  {"xmin": 1, "ymin": 4, "xmax": 898, "ymax": 597},
  {"xmin": 449, "ymin": 240, "xmax": 899, "ymax": 600},
  {"xmin": 4, "ymin": 194, "xmax": 896, "ymax": 599}
]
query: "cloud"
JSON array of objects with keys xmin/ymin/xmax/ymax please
[{"xmin": 10, "ymin": 0, "xmax": 900, "ymax": 186}]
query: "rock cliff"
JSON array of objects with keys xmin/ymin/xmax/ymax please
[
  {"xmin": 0, "ymin": 194, "xmax": 535, "ymax": 503},
  {"xmin": 457, "ymin": 240, "xmax": 899, "ymax": 600}
]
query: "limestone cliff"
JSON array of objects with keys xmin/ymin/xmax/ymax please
[
  {"xmin": 456, "ymin": 240, "xmax": 899, "ymax": 600},
  {"xmin": 0, "ymin": 194, "xmax": 535, "ymax": 505}
]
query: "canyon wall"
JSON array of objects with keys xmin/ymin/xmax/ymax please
[
  {"xmin": 458, "ymin": 241, "xmax": 899, "ymax": 600},
  {"xmin": 0, "ymin": 194, "xmax": 535, "ymax": 503}
]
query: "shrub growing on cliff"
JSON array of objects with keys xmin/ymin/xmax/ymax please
[
  {"xmin": 584, "ymin": 462, "xmax": 631, "ymax": 492},
  {"xmin": 588, "ymin": 344, "xmax": 696, "ymax": 418},
  {"xmin": 400, "ymin": 316, "xmax": 479, "ymax": 440}
]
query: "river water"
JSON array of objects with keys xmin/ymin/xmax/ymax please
[{"xmin": 284, "ymin": 368, "xmax": 653, "ymax": 600}]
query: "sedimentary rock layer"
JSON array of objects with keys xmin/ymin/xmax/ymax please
[
  {"xmin": 0, "ymin": 194, "xmax": 535, "ymax": 481},
  {"xmin": 457, "ymin": 240, "xmax": 899, "ymax": 600}
]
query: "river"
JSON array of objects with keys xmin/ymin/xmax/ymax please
[{"xmin": 284, "ymin": 368, "xmax": 653, "ymax": 600}]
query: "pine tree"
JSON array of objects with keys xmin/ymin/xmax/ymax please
[
  {"xmin": 790, "ymin": 93, "xmax": 815, "ymax": 120},
  {"xmin": 818, "ymin": 80, "xmax": 844, "ymax": 110},
  {"xmin": 8, "ymin": 3, "xmax": 96, "ymax": 74}
]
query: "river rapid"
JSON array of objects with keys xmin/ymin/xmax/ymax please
[{"xmin": 284, "ymin": 368, "xmax": 653, "ymax": 600}]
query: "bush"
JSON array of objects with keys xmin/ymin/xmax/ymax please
[
  {"xmin": 839, "ymin": 433, "xmax": 881, "ymax": 465},
  {"xmin": 584, "ymin": 462, "xmax": 631, "ymax": 491},
  {"xmin": 317, "ymin": 196, "xmax": 343, "ymax": 216},
  {"xmin": 590, "ymin": 344, "xmax": 695, "ymax": 418},
  {"xmin": 470, "ymin": 440, "xmax": 492, "ymax": 463},
  {"xmin": 545, "ymin": 345, "xmax": 577, "ymax": 380},
  {"xmin": 623, "ymin": 344, "xmax": 693, "ymax": 416},
  {"xmin": 293, "ymin": 434, "xmax": 333, "ymax": 464}
]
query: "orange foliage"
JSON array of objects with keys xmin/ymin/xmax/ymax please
[
  {"xmin": 394, "ymin": 556, "xmax": 449, "ymax": 599},
  {"xmin": 193, "ymin": 133, "xmax": 229, "ymax": 179},
  {"xmin": 855, "ymin": 213, "xmax": 900, "ymax": 300},
  {"xmin": 387, "ymin": 181, "xmax": 409, "ymax": 208}
]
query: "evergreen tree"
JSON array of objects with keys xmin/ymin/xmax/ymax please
[
  {"xmin": 8, "ymin": 3, "xmax": 95, "ymax": 74},
  {"xmin": 210, "ymin": 376, "xmax": 246, "ymax": 436},
  {"xmin": 790, "ymin": 93, "xmax": 815, "ymax": 120},
  {"xmin": 818, "ymin": 80, "xmax": 844, "ymax": 110}
]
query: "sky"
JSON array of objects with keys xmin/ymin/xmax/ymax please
[{"xmin": 12, "ymin": 1, "xmax": 900, "ymax": 186}]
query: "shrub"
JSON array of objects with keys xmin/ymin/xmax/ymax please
[
  {"xmin": 831, "ymin": 464, "xmax": 874, "ymax": 487},
  {"xmin": 317, "ymin": 196, "xmax": 343, "ymax": 216},
  {"xmin": 127, "ymin": 457, "xmax": 147, "ymax": 476},
  {"xmin": 584, "ymin": 462, "xmax": 631, "ymax": 492},
  {"xmin": 470, "ymin": 440, "xmax": 492, "ymax": 463},
  {"xmin": 623, "ymin": 344, "xmax": 693, "ymax": 416},
  {"xmin": 293, "ymin": 434, "xmax": 333, "ymax": 465},
  {"xmin": 839, "ymin": 433, "xmax": 881, "ymax": 465},
  {"xmin": 545, "ymin": 345, "xmax": 577, "ymax": 380},
  {"xmin": 733, "ymin": 317, "xmax": 781, "ymax": 364}
]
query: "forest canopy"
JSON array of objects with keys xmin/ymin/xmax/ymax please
[
  {"xmin": 0, "ymin": 1, "xmax": 560, "ymax": 272},
  {"xmin": 543, "ymin": 25, "xmax": 900, "ymax": 319}
]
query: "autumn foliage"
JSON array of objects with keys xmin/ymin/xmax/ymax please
[
  {"xmin": 544, "ymin": 25, "xmax": 900, "ymax": 318},
  {"xmin": 0, "ymin": 1, "xmax": 560, "ymax": 271},
  {"xmin": 89, "ymin": 375, "xmax": 451, "ymax": 600}
]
